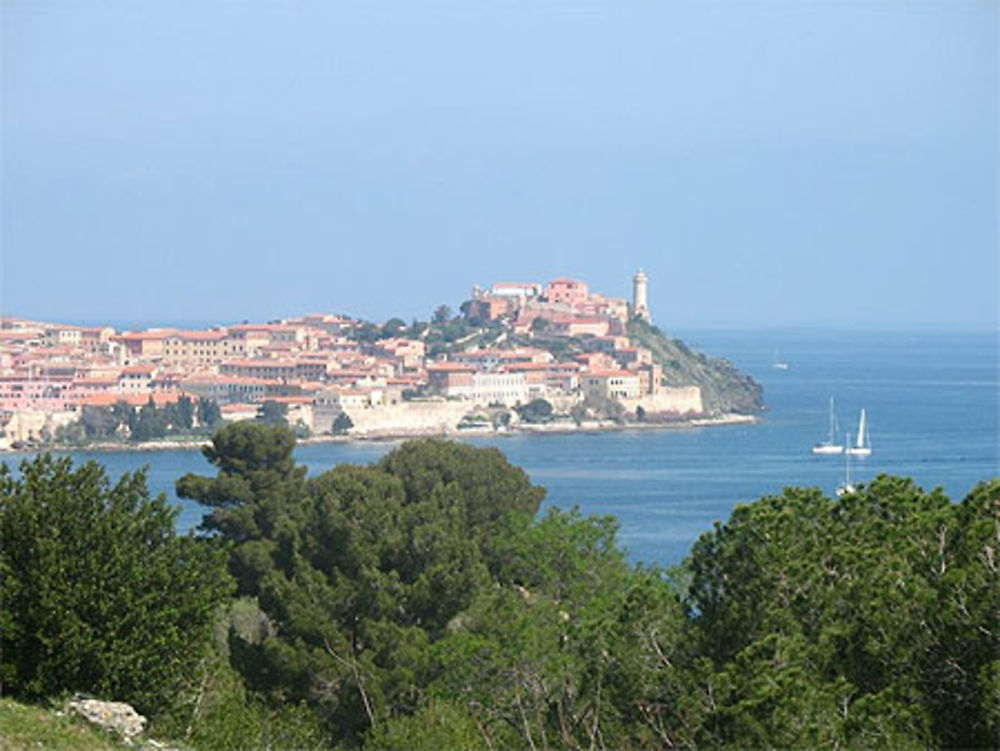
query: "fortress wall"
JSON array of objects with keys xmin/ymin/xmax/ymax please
[
  {"xmin": 344, "ymin": 400, "xmax": 472, "ymax": 437},
  {"xmin": 622, "ymin": 386, "xmax": 703, "ymax": 416}
]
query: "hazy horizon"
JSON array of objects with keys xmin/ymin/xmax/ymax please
[{"xmin": 3, "ymin": 2, "xmax": 997, "ymax": 330}]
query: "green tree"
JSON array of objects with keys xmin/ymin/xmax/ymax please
[
  {"xmin": 515, "ymin": 398, "xmax": 554, "ymax": 424},
  {"xmin": 132, "ymin": 396, "xmax": 169, "ymax": 441},
  {"xmin": 111, "ymin": 400, "xmax": 137, "ymax": 435},
  {"xmin": 406, "ymin": 319, "xmax": 428, "ymax": 338},
  {"xmin": 432, "ymin": 305, "xmax": 452, "ymax": 324},
  {"xmin": 353, "ymin": 321, "xmax": 381, "ymax": 344},
  {"xmin": 0, "ymin": 455, "xmax": 232, "ymax": 714},
  {"xmin": 364, "ymin": 698, "xmax": 490, "ymax": 750},
  {"xmin": 428, "ymin": 509, "xmax": 685, "ymax": 750},
  {"xmin": 377, "ymin": 439, "xmax": 545, "ymax": 565},
  {"xmin": 81, "ymin": 405, "xmax": 117, "ymax": 438},
  {"xmin": 332, "ymin": 411, "xmax": 353, "ymax": 435},
  {"xmin": 530, "ymin": 315, "xmax": 550, "ymax": 333},
  {"xmin": 181, "ymin": 433, "xmax": 549, "ymax": 746},
  {"xmin": 256, "ymin": 399, "xmax": 288, "ymax": 426},
  {"xmin": 197, "ymin": 397, "xmax": 222, "ymax": 429},
  {"xmin": 172, "ymin": 394, "xmax": 195, "ymax": 430},
  {"xmin": 382, "ymin": 317, "xmax": 407, "ymax": 338},
  {"xmin": 681, "ymin": 476, "xmax": 1000, "ymax": 749},
  {"xmin": 176, "ymin": 422, "xmax": 307, "ymax": 595}
]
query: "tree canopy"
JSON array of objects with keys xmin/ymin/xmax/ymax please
[
  {"xmin": 0, "ymin": 455, "xmax": 232, "ymax": 714},
  {"xmin": 5, "ymin": 426, "xmax": 997, "ymax": 751}
]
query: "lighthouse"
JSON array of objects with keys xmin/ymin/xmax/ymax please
[{"xmin": 632, "ymin": 270, "xmax": 651, "ymax": 323}]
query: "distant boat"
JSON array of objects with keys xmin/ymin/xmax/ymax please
[
  {"xmin": 845, "ymin": 409, "xmax": 872, "ymax": 456},
  {"xmin": 812, "ymin": 398, "xmax": 844, "ymax": 455},
  {"xmin": 772, "ymin": 349, "xmax": 789, "ymax": 370},
  {"xmin": 836, "ymin": 434, "xmax": 857, "ymax": 496}
]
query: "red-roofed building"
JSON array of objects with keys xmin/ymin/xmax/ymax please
[
  {"xmin": 545, "ymin": 278, "xmax": 589, "ymax": 306},
  {"xmin": 119, "ymin": 364, "xmax": 157, "ymax": 393},
  {"xmin": 582, "ymin": 370, "xmax": 641, "ymax": 400},
  {"xmin": 162, "ymin": 330, "xmax": 229, "ymax": 364},
  {"xmin": 74, "ymin": 391, "xmax": 186, "ymax": 409},
  {"xmin": 113, "ymin": 330, "xmax": 175, "ymax": 359},
  {"xmin": 550, "ymin": 316, "xmax": 611, "ymax": 338}
]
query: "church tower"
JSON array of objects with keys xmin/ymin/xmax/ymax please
[{"xmin": 632, "ymin": 270, "xmax": 651, "ymax": 322}]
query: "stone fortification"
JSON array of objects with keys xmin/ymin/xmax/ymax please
[
  {"xmin": 344, "ymin": 400, "xmax": 471, "ymax": 437},
  {"xmin": 623, "ymin": 386, "xmax": 703, "ymax": 416}
]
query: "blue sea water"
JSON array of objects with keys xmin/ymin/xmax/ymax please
[{"xmin": 10, "ymin": 330, "xmax": 998, "ymax": 568}]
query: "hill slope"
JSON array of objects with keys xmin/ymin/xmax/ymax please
[{"xmin": 628, "ymin": 319, "xmax": 763, "ymax": 414}]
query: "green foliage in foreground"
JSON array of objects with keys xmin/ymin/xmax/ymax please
[
  {"xmin": 3, "ymin": 424, "xmax": 997, "ymax": 751},
  {"xmin": 0, "ymin": 456, "xmax": 232, "ymax": 716}
]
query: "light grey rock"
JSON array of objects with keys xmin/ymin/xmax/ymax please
[{"xmin": 66, "ymin": 697, "xmax": 147, "ymax": 741}]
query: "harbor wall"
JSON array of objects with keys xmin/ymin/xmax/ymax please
[{"xmin": 623, "ymin": 386, "xmax": 703, "ymax": 416}]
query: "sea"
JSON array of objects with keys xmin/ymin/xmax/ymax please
[{"xmin": 7, "ymin": 329, "xmax": 998, "ymax": 568}]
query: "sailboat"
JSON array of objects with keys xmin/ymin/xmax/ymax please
[
  {"xmin": 772, "ymin": 350, "xmax": 789, "ymax": 371},
  {"xmin": 836, "ymin": 435, "xmax": 856, "ymax": 496},
  {"xmin": 812, "ymin": 397, "xmax": 844, "ymax": 454},
  {"xmin": 845, "ymin": 409, "xmax": 872, "ymax": 456}
]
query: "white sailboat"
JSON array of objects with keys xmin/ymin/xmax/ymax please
[
  {"xmin": 772, "ymin": 350, "xmax": 789, "ymax": 371},
  {"xmin": 812, "ymin": 397, "xmax": 844, "ymax": 454},
  {"xmin": 836, "ymin": 435, "xmax": 856, "ymax": 496},
  {"xmin": 846, "ymin": 409, "xmax": 872, "ymax": 456}
]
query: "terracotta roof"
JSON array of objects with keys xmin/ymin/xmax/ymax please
[
  {"xmin": 75, "ymin": 391, "xmax": 185, "ymax": 407},
  {"xmin": 221, "ymin": 403, "xmax": 258, "ymax": 413},
  {"xmin": 427, "ymin": 362, "xmax": 475, "ymax": 372},
  {"xmin": 115, "ymin": 330, "xmax": 176, "ymax": 340},
  {"xmin": 169, "ymin": 330, "xmax": 227, "ymax": 341}
]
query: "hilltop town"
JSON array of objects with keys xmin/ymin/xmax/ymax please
[{"xmin": 0, "ymin": 273, "xmax": 762, "ymax": 450}]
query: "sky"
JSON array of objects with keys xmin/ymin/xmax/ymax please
[{"xmin": 2, "ymin": 1, "xmax": 997, "ymax": 330}]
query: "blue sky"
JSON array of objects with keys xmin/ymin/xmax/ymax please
[{"xmin": 2, "ymin": 1, "xmax": 997, "ymax": 329}]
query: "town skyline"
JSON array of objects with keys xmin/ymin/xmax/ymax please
[{"xmin": 0, "ymin": 271, "xmax": 767, "ymax": 448}]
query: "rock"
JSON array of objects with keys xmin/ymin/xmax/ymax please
[{"xmin": 66, "ymin": 697, "xmax": 147, "ymax": 742}]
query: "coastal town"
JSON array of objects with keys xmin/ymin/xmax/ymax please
[{"xmin": 0, "ymin": 273, "xmax": 752, "ymax": 450}]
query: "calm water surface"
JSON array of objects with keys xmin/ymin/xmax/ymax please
[{"xmin": 13, "ymin": 330, "xmax": 998, "ymax": 567}]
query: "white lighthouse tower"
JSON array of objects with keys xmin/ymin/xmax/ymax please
[{"xmin": 632, "ymin": 270, "xmax": 651, "ymax": 322}]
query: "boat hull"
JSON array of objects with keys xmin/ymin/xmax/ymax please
[{"xmin": 812, "ymin": 444, "xmax": 844, "ymax": 455}]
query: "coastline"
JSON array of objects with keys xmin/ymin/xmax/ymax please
[{"xmin": 1, "ymin": 413, "xmax": 758, "ymax": 456}]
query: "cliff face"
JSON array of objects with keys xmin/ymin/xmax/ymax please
[{"xmin": 627, "ymin": 320, "xmax": 764, "ymax": 415}]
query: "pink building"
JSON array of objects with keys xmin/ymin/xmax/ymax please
[
  {"xmin": 545, "ymin": 278, "xmax": 589, "ymax": 306},
  {"xmin": 113, "ymin": 331, "xmax": 173, "ymax": 360},
  {"xmin": 551, "ymin": 316, "xmax": 612, "ymax": 338}
]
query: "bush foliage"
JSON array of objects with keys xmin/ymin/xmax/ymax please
[
  {"xmin": 0, "ymin": 456, "xmax": 232, "ymax": 714},
  {"xmin": 3, "ymin": 425, "xmax": 997, "ymax": 750}
]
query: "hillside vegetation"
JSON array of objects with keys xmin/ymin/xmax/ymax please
[
  {"xmin": 3, "ymin": 425, "xmax": 997, "ymax": 750},
  {"xmin": 628, "ymin": 318, "xmax": 764, "ymax": 413},
  {"xmin": 0, "ymin": 699, "xmax": 135, "ymax": 751}
]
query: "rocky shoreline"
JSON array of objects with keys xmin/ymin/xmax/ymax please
[{"xmin": 1, "ymin": 413, "xmax": 757, "ymax": 455}]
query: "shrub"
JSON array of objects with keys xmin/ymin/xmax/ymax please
[{"xmin": 0, "ymin": 455, "xmax": 232, "ymax": 714}]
